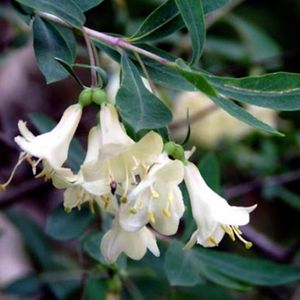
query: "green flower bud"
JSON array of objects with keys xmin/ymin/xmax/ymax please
[
  {"xmin": 78, "ymin": 88, "xmax": 93, "ymax": 107},
  {"xmin": 164, "ymin": 141, "xmax": 187, "ymax": 164},
  {"xmin": 92, "ymin": 88, "xmax": 107, "ymax": 105}
]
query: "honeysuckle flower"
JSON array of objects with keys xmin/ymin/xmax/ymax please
[
  {"xmin": 61, "ymin": 126, "xmax": 115, "ymax": 213},
  {"xmin": 184, "ymin": 162, "xmax": 257, "ymax": 249},
  {"xmin": 119, "ymin": 155, "xmax": 184, "ymax": 235},
  {"xmin": 1, "ymin": 104, "xmax": 82, "ymax": 191},
  {"xmin": 82, "ymin": 104, "xmax": 164, "ymax": 197},
  {"xmin": 100, "ymin": 217, "xmax": 160, "ymax": 264}
]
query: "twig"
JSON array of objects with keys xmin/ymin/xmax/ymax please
[
  {"xmin": 0, "ymin": 178, "xmax": 45, "ymax": 209},
  {"xmin": 83, "ymin": 29, "xmax": 98, "ymax": 87},
  {"xmin": 224, "ymin": 169, "xmax": 300, "ymax": 199},
  {"xmin": 38, "ymin": 12, "xmax": 175, "ymax": 68}
]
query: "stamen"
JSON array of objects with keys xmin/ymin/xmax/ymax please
[
  {"xmin": 0, "ymin": 152, "xmax": 27, "ymax": 191},
  {"xmin": 221, "ymin": 225, "xmax": 235, "ymax": 241},
  {"xmin": 130, "ymin": 207, "xmax": 137, "ymax": 214},
  {"xmin": 232, "ymin": 226, "xmax": 253, "ymax": 249},
  {"xmin": 88, "ymin": 199, "xmax": 95, "ymax": 213},
  {"xmin": 168, "ymin": 192, "xmax": 174, "ymax": 204},
  {"xmin": 162, "ymin": 208, "xmax": 171, "ymax": 218},
  {"xmin": 207, "ymin": 236, "xmax": 218, "ymax": 246},
  {"xmin": 120, "ymin": 196, "xmax": 127, "ymax": 204},
  {"xmin": 148, "ymin": 210, "xmax": 156, "ymax": 223},
  {"xmin": 150, "ymin": 185, "xmax": 159, "ymax": 198}
]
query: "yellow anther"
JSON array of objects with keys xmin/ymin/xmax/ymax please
[
  {"xmin": 64, "ymin": 207, "xmax": 72, "ymax": 213},
  {"xmin": 207, "ymin": 237, "xmax": 218, "ymax": 246},
  {"xmin": 232, "ymin": 226, "xmax": 253, "ymax": 249},
  {"xmin": 150, "ymin": 186, "xmax": 159, "ymax": 198},
  {"xmin": 245, "ymin": 242, "xmax": 253, "ymax": 250},
  {"xmin": 148, "ymin": 210, "xmax": 156, "ymax": 224},
  {"xmin": 120, "ymin": 196, "xmax": 127, "ymax": 204},
  {"xmin": 130, "ymin": 207, "xmax": 137, "ymax": 214},
  {"xmin": 162, "ymin": 208, "xmax": 171, "ymax": 218},
  {"xmin": 221, "ymin": 225, "xmax": 235, "ymax": 241},
  {"xmin": 89, "ymin": 200, "xmax": 95, "ymax": 214}
]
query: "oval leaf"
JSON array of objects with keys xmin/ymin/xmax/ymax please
[
  {"xmin": 116, "ymin": 55, "xmax": 172, "ymax": 132},
  {"xmin": 16, "ymin": 0, "xmax": 85, "ymax": 28},
  {"xmin": 205, "ymin": 72, "xmax": 300, "ymax": 111},
  {"xmin": 33, "ymin": 17, "xmax": 76, "ymax": 83},
  {"xmin": 175, "ymin": 0, "xmax": 205, "ymax": 64},
  {"xmin": 46, "ymin": 205, "xmax": 95, "ymax": 241}
]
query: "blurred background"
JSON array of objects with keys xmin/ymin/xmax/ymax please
[{"xmin": 1, "ymin": 0, "xmax": 300, "ymax": 299}]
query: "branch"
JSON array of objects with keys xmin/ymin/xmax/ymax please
[{"xmin": 38, "ymin": 12, "xmax": 175, "ymax": 68}]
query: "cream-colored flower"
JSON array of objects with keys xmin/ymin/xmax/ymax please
[
  {"xmin": 62, "ymin": 126, "xmax": 115, "ymax": 213},
  {"xmin": 82, "ymin": 104, "xmax": 164, "ymax": 196},
  {"xmin": 100, "ymin": 217, "xmax": 160, "ymax": 264},
  {"xmin": 15, "ymin": 104, "xmax": 82, "ymax": 170},
  {"xmin": 1, "ymin": 104, "xmax": 82, "ymax": 191},
  {"xmin": 119, "ymin": 155, "xmax": 184, "ymax": 235},
  {"xmin": 184, "ymin": 162, "xmax": 256, "ymax": 249}
]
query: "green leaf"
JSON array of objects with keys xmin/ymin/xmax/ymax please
[
  {"xmin": 73, "ymin": 0, "xmax": 104, "ymax": 12},
  {"xmin": 176, "ymin": 60, "xmax": 217, "ymax": 96},
  {"xmin": 175, "ymin": 0, "xmax": 205, "ymax": 64},
  {"xmin": 16, "ymin": 0, "xmax": 85, "ymax": 28},
  {"xmin": 33, "ymin": 17, "xmax": 76, "ymax": 83},
  {"xmin": 264, "ymin": 186, "xmax": 300, "ymax": 210},
  {"xmin": 46, "ymin": 204, "xmax": 96, "ymax": 241},
  {"xmin": 84, "ymin": 276, "xmax": 106, "ymax": 300},
  {"xmin": 130, "ymin": 0, "xmax": 229, "ymax": 43},
  {"xmin": 164, "ymin": 241, "xmax": 202, "ymax": 287},
  {"xmin": 198, "ymin": 153, "xmax": 221, "ymax": 192},
  {"xmin": 197, "ymin": 247, "xmax": 300, "ymax": 286},
  {"xmin": 205, "ymin": 72, "xmax": 300, "ymax": 111},
  {"xmin": 82, "ymin": 232, "xmax": 103, "ymax": 263},
  {"xmin": 130, "ymin": 0, "xmax": 182, "ymax": 42},
  {"xmin": 165, "ymin": 241, "xmax": 300, "ymax": 289},
  {"xmin": 203, "ymin": 0, "xmax": 230, "ymax": 14},
  {"xmin": 55, "ymin": 58, "xmax": 84, "ymax": 88},
  {"xmin": 4, "ymin": 274, "xmax": 42, "ymax": 296},
  {"xmin": 116, "ymin": 55, "xmax": 172, "ymax": 132},
  {"xmin": 5, "ymin": 209, "xmax": 53, "ymax": 269},
  {"xmin": 29, "ymin": 112, "xmax": 85, "ymax": 171},
  {"xmin": 210, "ymin": 95, "xmax": 282, "ymax": 136},
  {"xmin": 227, "ymin": 15, "xmax": 281, "ymax": 63}
]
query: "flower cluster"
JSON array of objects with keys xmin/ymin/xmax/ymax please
[{"xmin": 1, "ymin": 101, "xmax": 256, "ymax": 264}]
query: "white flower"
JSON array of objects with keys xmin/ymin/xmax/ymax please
[
  {"xmin": 119, "ymin": 156, "xmax": 185, "ymax": 235},
  {"xmin": 184, "ymin": 162, "xmax": 257, "ymax": 249},
  {"xmin": 61, "ymin": 126, "xmax": 115, "ymax": 213},
  {"xmin": 100, "ymin": 217, "xmax": 160, "ymax": 264},
  {"xmin": 82, "ymin": 104, "xmax": 164, "ymax": 193},
  {"xmin": 1, "ymin": 104, "xmax": 82, "ymax": 191},
  {"xmin": 15, "ymin": 104, "xmax": 82, "ymax": 170}
]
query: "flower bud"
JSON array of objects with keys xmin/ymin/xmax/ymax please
[
  {"xmin": 92, "ymin": 88, "xmax": 107, "ymax": 105},
  {"xmin": 78, "ymin": 88, "xmax": 93, "ymax": 107},
  {"xmin": 164, "ymin": 141, "xmax": 187, "ymax": 164}
]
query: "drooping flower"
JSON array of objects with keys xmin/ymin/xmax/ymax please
[
  {"xmin": 184, "ymin": 162, "xmax": 256, "ymax": 249},
  {"xmin": 1, "ymin": 104, "xmax": 82, "ymax": 191},
  {"xmin": 62, "ymin": 126, "xmax": 115, "ymax": 213},
  {"xmin": 100, "ymin": 216, "xmax": 160, "ymax": 264},
  {"xmin": 82, "ymin": 104, "xmax": 164, "ymax": 197},
  {"xmin": 119, "ymin": 155, "xmax": 185, "ymax": 235}
]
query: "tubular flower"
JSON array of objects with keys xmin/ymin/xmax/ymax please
[
  {"xmin": 100, "ymin": 217, "xmax": 160, "ymax": 264},
  {"xmin": 82, "ymin": 104, "xmax": 164, "ymax": 196},
  {"xmin": 1, "ymin": 104, "xmax": 82, "ymax": 191},
  {"xmin": 62, "ymin": 126, "xmax": 114, "ymax": 213},
  {"xmin": 119, "ymin": 156, "xmax": 185, "ymax": 235},
  {"xmin": 184, "ymin": 162, "xmax": 257, "ymax": 249}
]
